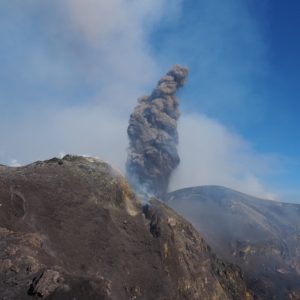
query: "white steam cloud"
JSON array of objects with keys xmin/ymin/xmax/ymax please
[
  {"xmin": 0, "ymin": 0, "xmax": 277, "ymax": 198},
  {"xmin": 0, "ymin": 0, "xmax": 181, "ymax": 170},
  {"xmin": 169, "ymin": 114, "xmax": 277, "ymax": 199}
]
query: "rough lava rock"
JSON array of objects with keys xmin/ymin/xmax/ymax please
[
  {"xmin": 0, "ymin": 156, "xmax": 256, "ymax": 299},
  {"xmin": 126, "ymin": 65, "xmax": 188, "ymax": 199}
]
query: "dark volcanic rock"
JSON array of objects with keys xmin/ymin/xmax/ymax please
[
  {"xmin": 166, "ymin": 185, "xmax": 300, "ymax": 300},
  {"xmin": 0, "ymin": 156, "xmax": 255, "ymax": 299},
  {"xmin": 126, "ymin": 65, "xmax": 188, "ymax": 199}
]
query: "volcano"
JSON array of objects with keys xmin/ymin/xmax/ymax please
[{"xmin": 0, "ymin": 156, "xmax": 255, "ymax": 299}]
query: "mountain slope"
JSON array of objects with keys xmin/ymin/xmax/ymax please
[
  {"xmin": 0, "ymin": 157, "xmax": 255, "ymax": 299},
  {"xmin": 166, "ymin": 185, "xmax": 300, "ymax": 299}
]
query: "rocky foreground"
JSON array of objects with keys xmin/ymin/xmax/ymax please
[{"xmin": 0, "ymin": 156, "xmax": 255, "ymax": 299}]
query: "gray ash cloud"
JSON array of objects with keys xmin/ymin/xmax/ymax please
[{"xmin": 126, "ymin": 65, "xmax": 188, "ymax": 199}]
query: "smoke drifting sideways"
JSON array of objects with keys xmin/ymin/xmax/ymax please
[{"xmin": 126, "ymin": 65, "xmax": 188, "ymax": 200}]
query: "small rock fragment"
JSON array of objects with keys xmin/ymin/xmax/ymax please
[{"xmin": 28, "ymin": 269, "xmax": 63, "ymax": 297}]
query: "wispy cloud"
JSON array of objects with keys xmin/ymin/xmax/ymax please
[
  {"xmin": 169, "ymin": 114, "xmax": 277, "ymax": 199},
  {"xmin": 0, "ymin": 1, "xmax": 284, "ymax": 199},
  {"xmin": 9, "ymin": 159, "xmax": 21, "ymax": 167},
  {"xmin": 0, "ymin": 0, "xmax": 181, "ymax": 170}
]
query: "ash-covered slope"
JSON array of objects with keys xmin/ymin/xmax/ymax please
[
  {"xmin": 0, "ymin": 157, "xmax": 255, "ymax": 300},
  {"xmin": 126, "ymin": 65, "xmax": 188, "ymax": 199},
  {"xmin": 166, "ymin": 186, "xmax": 300, "ymax": 299}
]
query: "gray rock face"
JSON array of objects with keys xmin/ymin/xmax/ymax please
[
  {"xmin": 126, "ymin": 65, "xmax": 188, "ymax": 199},
  {"xmin": 28, "ymin": 269, "xmax": 63, "ymax": 298},
  {"xmin": 0, "ymin": 156, "xmax": 256, "ymax": 300},
  {"xmin": 166, "ymin": 185, "xmax": 300, "ymax": 299}
]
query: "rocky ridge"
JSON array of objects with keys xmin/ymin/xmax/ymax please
[
  {"xmin": 0, "ymin": 156, "xmax": 255, "ymax": 299},
  {"xmin": 166, "ymin": 185, "xmax": 300, "ymax": 299}
]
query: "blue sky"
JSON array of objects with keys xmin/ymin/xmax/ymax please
[
  {"xmin": 151, "ymin": 0, "xmax": 300, "ymax": 201},
  {"xmin": 0, "ymin": 0, "xmax": 299, "ymax": 202}
]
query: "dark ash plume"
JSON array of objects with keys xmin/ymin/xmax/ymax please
[{"xmin": 126, "ymin": 65, "xmax": 188, "ymax": 199}]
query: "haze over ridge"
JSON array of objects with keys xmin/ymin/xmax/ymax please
[{"xmin": 1, "ymin": 0, "xmax": 298, "ymax": 201}]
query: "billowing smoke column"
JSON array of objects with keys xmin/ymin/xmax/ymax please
[{"xmin": 126, "ymin": 65, "xmax": 188, "ymax": 199}]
